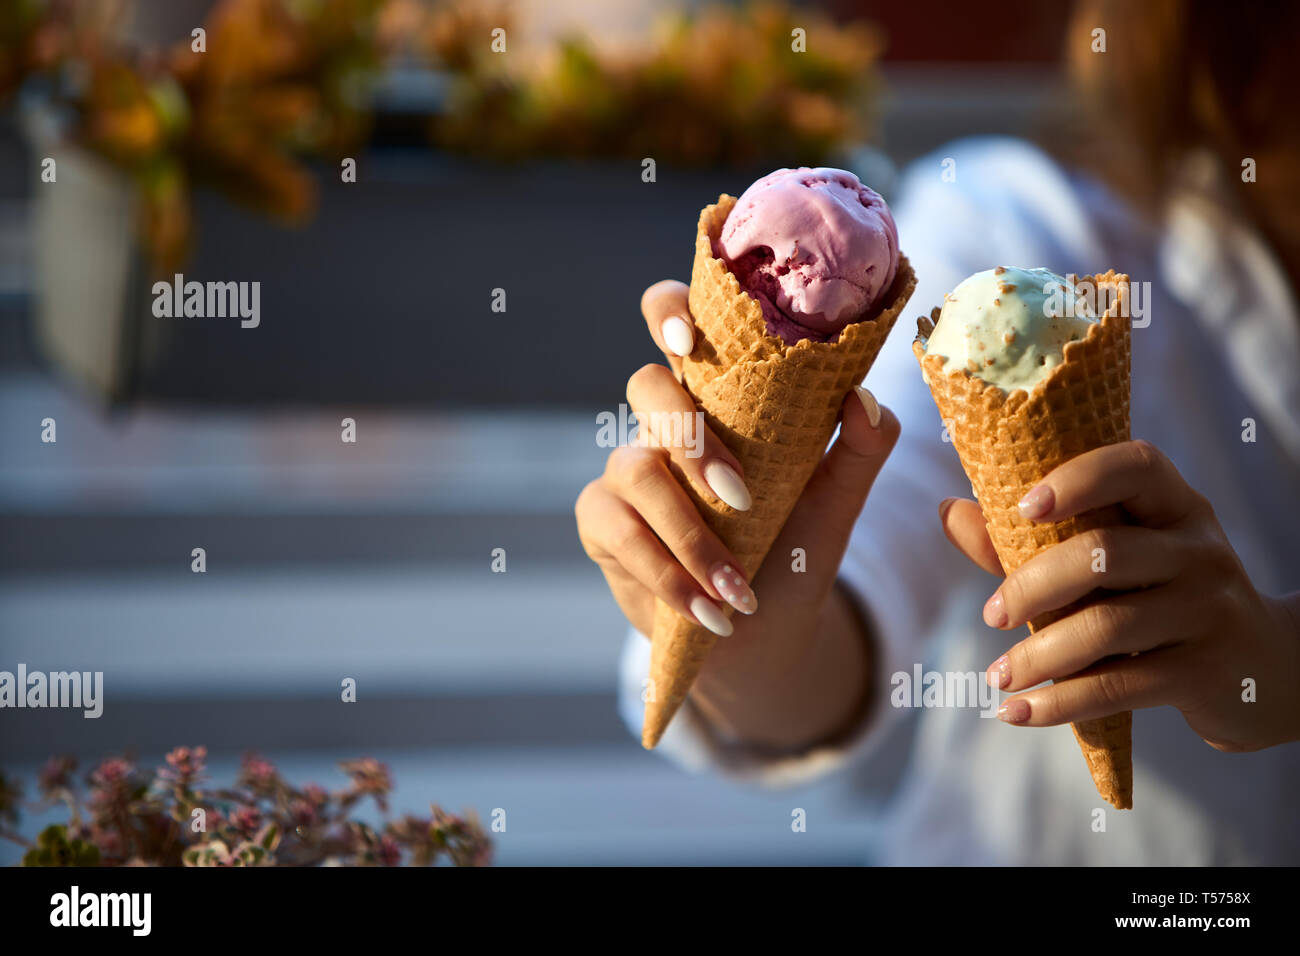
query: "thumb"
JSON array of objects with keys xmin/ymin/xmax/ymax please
[{"xmin": 762, "ymin": 387, "xmax": 899, "ymax": 602}]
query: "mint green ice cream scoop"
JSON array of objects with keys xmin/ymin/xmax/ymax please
[{"xmin": 922, "ymin": 266, "xmax": 1098, "ymax": 393}]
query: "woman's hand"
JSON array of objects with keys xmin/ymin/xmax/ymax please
[
  {"xmin": 575, "ymin": 280, "xmax": 900, "ymax": 750},
  {"xmin": 940, "ymin": 439, "xmax": 1300, "ymax": 752}
]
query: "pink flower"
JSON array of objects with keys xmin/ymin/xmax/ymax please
[
  {"xmin": 161, "ymin": 746, "xmax": 207, "ymax": 785},
  {"xmin": 88, "ymin": 757, "xmax": 135, "ymax": 810},
  {"xmin": 340, "ymin": 758, "xmax": 391, "ymax": 810},
  {"xmin": 238, "ymin": 753, "xmax": 279, "ymax": 792},
  {"xmin": 377, "ymin": 835, "xmax": 402, "ymax": 867},
  {"xmin": 90, "ymin": 757, "xmax": 131, "ymax": 788},
  {"xmin": 14, "ymin": 744, "xmax": 493, "ymax": 867},
  {"xmin": 38, "ymin": 756, "xmax": 77, "ymax": 794},
  {"xmin": 289, "ymin": 798, "xmax": 319, "ymax": 829},
  {"xmin": 228, "ymin": 805, "xmax": 262, "ymax": 837}
]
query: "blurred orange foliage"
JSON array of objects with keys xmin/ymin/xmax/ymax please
[
  {"xmin": 13, "ymin": 0, "xmax": 389, "ymax": 273},
  {"xmin": 424, "ymin": 0, "xmax": 884, "ymax": 167},
  {"xmin": 7, "ymin": 0, "xmax": 885, "ymax": 272}
]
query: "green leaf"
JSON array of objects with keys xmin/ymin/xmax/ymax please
[
  {"xmin": 259, "ymin": 823, "xmax": 280, "ymax": 851},
  {"xmin": 20, "ymin": 825, "xmax": 99, "ymax": 866}
]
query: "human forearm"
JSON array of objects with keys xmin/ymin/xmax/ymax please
[{"xmin": 689, "ymin": 582, "xmax": 874, "ymax": 753}]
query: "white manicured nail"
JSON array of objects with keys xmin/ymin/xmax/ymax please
[
  {"xmin": 711, "ymin": 563, "xmax": 757, "ymax": 615},
  {"xmin": 689, "ymin": 595, "xmax": 733, "ymax": 636},
  {"xmin": 854, "ymin": 385, "xmax": 882, "ymax": 428},
  {"xmin": 704, "ymin": 460, "xmax": 751, "ymax": 511},
  {"xmin": 662, "ymin": 316, "xmax": 694, "ymax": 357}
]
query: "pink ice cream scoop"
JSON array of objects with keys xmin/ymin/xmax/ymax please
[{"xmin": 717, "ymin": 167, "xmax": 899, "ymax": 345}]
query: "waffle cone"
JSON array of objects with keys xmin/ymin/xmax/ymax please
[
  {"xmin": 912, "ymin": 271, "xmax": 1134, "ymax": 809},
  {"xmin": 641, "ymin": 195, "xmax": 916, "ymax": 748}
]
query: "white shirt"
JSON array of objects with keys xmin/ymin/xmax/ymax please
[{"xmin": 617, "ymin": 137, "xmax": 1300, "ymax": 865}]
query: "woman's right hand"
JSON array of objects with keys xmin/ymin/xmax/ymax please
[{"xmin": 574, "ymin": 280, "xmax": 903, "ymax": 750}]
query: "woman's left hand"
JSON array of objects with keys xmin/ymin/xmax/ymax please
[{"xmin": 940, "ymin": 439, "xmax": 1300, "ymax": 752}]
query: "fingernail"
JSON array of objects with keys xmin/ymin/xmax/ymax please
[
  {"xmin": 1018, "ymin": 485, "xmax": 1054, "ymax": 520},
  {"xmin": 662, "ymin": 316, "xmax": 694, "ymax": 357},
  {"xmin": 711, "ymin": 563, "xmax": 757, "ymax": 615},
  {"xmin": 854, "ymin": 385, "xmax": 882, "ymax": 428},
  {"xmin": 983, "ymin": 591, "xmax": 1008, "ymax": 628},
  {"xmin": 986, "ymin": 655, "xmax": 1011, "ymax": 688},
  {"xmin": 997, "ymin": 698, "xmax": 1030, "ymax": 724},
  {"xmin": 704, "ymin": 460, "xmax": 752, "ymax": 511},
  {"xmin": 689, "ymin": 595, "xmax": 733, "ymax": 636}
]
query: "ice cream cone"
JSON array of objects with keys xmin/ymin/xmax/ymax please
[
  {"xmin": 912, "ymin": 271, "xmax": 1134, "ymax": 809},
  {"xmin": 641, "ymin": 195, "xmax": 916, "ymax": 748}
]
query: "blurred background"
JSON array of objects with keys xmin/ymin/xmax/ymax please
[{"xmin": 0, "ymin": 0, "xmax": 1078, "ymax": 864}]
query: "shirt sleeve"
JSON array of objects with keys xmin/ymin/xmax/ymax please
[{"xmin": 616, "ymin": 137, "xmax": 1089, "ymax": 786}]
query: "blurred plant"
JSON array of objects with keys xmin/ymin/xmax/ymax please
[
  {"xmin": 11, "ymin": 0, "xmax": 394, "ymax": 273},
  {"xmin": 2, "ymin": 747, "xmax": 491, "ymax": 867},
  {"xmin": 4, "ymin": 0, "xmax": 886, "ymax": 271},
  {"xmin": 424, "ymin": 0, "xmax": 884, "ymax": 167},
  {"xmin": 168, "ymin": 0, "xmax": 392, "ymax": 220},
  {"xmin": 0, "ymin": 0, "xmax": 65, "ymax": 101}
]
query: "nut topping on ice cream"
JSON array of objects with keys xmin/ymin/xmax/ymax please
[
  {"xmin": 921, "ymin": 266, "xmax": 1097, "ymax": 393},
  {"xmin": 716, "ymin": 167, "xmax": 900, "ymax": 345}
]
